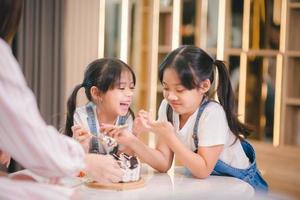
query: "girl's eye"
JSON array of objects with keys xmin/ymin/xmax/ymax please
[
  {"xmin": 119, "ymin": 87, "xmax": 125, "ymax": 90},
  {"xmin": 130, "ymin": 87, "xmax": 135, "ymax": 90},
  {"xmin": 163, "ymin": 87, "xmax": 169, "ymax": 91},
  {"xmin": 176, "ymin": 89, "xmax": 185, "ymax": 93}
]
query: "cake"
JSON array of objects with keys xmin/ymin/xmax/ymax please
[
  {"xmin": 89, "ymin": 135, "xmax": 141, "ymax": 182},
  {"xmin": 114, "ymin": 153, "xmax": 141, "ymax": 182}
]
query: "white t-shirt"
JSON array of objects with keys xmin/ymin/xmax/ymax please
[
  {"xmin": 158, "ymin": 99, "xmax": 250, "ymax": 169},
  {"xmin": 73, "ymin": 102, "xmax": 134, "ymax": 135}
]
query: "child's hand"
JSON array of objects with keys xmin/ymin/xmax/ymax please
[
  {"xmin": 148, "ymin": 121, "xmax": 175, "ymax": 140},
  {"xmin": 0, "ymin": 150, "xmax": 10, "ymax": 167},
  {"xmin": 133, "ymin": 110, "xmax": 152, "ymax": 135},
  {"xmin": 72, "ymin": 125, "xmax": 92, "ymax": 153},
  {"xmin": 100, "ymin": 123, "xmax": 134, "ymax": 146}
]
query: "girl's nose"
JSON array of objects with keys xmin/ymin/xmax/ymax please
[
  {"xmin": 166, "ymin": 91, "xmax": 178, "ymax": 101},
  {"xmin": 125, "ymin": 88, "xmax": 134, "ymax": 97}
]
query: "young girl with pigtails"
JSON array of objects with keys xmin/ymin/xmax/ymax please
[
  {"xmin": 64, "ymin": 58, "xmax": 141, "ymax": 182},
  {"xmin": 64, "ymin": 58, "xmax": 136, "ymax": 154},
  {"xmin": 101, "ymin": 46, "xmax": 268, "ymax": 192}
]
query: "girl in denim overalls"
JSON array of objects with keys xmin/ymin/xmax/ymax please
[
  {"xmin": 117, "ymin": 46, "xmax": 268, "ymax": 192},
  {"xmin": 64, "ymin": 58, "xmax": 136, "ymax": 156}
]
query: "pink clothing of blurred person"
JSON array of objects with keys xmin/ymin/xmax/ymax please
[
  {"xmin": 0, "ymin": 36, "xmax": 83, "ymax": 199},
  {"xmin": 0, "ymin": 0, "xmax": 123, "ymax": 199}
]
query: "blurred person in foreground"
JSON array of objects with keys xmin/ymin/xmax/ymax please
[{"xmin": 0, "ymin": 0, "xmax": 123, "ymax": 199}]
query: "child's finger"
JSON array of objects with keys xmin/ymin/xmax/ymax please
[
  {"xmin": 100, "ymin": 124, "xmax": 128, "ymax": 134},
  {"xmin": 73, "ymin": 130, "xmax": 89, "ymax": 139},
  {"xmin": 116, "ymin": 124, "xmax": 128, "ymax": 130},
  {"xmin": 147, "ymin": 120, "xmax": 162, "ymax": 129},
  {"xmin": 140, "ymin": 117, "xmax": 151, "ymax": 128},
  {"xmin": 78, "ymin": 133, "xmax": 92, "ymax": 141},
  {"xmin": 100, "ymin": 123, "xmax": 115, "ymax": 128},
  {"xmin": 138, "ymin": 109, "xmax": 147, "ymax": 114},
  {"xmin": 138, "ymin": 111, "xmax": 148, "ymax": 118},
  {"xmin": 137, "ymin": 110, "xmax": 149, "ymax": 118},
  {"xmin": 107, "ymin": 129, "xmax": 120, "ymax": 138},
  {"xmin": 72, "ymin": 130, "xmax": 91, "ymax": 144},
  {"xmin": 72, "ymin": 125, "xmax": 88, "ymax": 136},
  {"xmin": 100, "ymin": 127, "xmax": 114, "ymax": 135},
  {"xmin": 71, "ymin": 125, "xmax": 82, "ymax": 131},
  {"xmin": 99, "ymin": 123, "xmax": 115, "ymax": 133},
  {"xmin": 76, "ymin": 135, "xmax": 87, "ymax": 143}
]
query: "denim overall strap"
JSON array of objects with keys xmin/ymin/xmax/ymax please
[
  {"xmin": 85, "ymin": 103, "xmax": 129, "ymax": 154},
  {"xmin": 85, "ymin": 102, "xmax": 98, "ymax": 135},
  {"xmin": 85, "ymin": 102, "xmax": 101, "ymax": 154},
  {"xmin": 118, "ymin": 115, "xmax": 127, "ymax": 125},
  {"xmin": 191, "ymin": 101, "xmax": 268, "ymax": 192},
  {"xmin": 192, "ymin": 100, "xmax": 210, "ymax": 149}
]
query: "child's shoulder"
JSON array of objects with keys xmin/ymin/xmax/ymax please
[
  {"xmin": 161, "ymin": 98, "xmax": 168, "ymax": 105},
  {"xmin": 75, "ymin": 102, "xmax": 95, "ymax": 116},
  {"xmin": 206, "ymin": 100, "xmax": 223, "ymax": 110},
  {"xmin": 203, "ymin": 100, "xmax": 226, "ymax": 118}
]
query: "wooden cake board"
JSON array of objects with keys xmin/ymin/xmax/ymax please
[{"xmin": 85, "ymin": 178, "xmax": 145, "ymax": 190}]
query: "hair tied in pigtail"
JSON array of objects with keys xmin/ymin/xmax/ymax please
[
  {"xmin": 213, "ymin": 59, "xmax": 218, "ymax": 66},
  {"xmin": 82, "ymin": 79, "xmax": 93, "ymax": 88}
]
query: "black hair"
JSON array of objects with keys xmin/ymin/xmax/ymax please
[
  {"xmin": 0, "ymin": 0, "xmax": 23, "ymax": 42},
  {"xmin": 64, "ymin": 58, "xmax": 136, "ymax": 137},
  {"xmin": 159, "ymin": 45, "xmax": 251, "ymax": 140}
]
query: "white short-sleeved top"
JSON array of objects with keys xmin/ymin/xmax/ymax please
[
  {"xmin": 158, "ymin": 99, "xmax": 250, "ymax": 169},
  {"xmin": 73, "ymin": 102, "xmax": 134, "ymax": 135}
]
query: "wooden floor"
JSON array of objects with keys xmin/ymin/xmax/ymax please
[{"xmin": 252, "ymin": 141, "xmax": 300, "ymax": 199}]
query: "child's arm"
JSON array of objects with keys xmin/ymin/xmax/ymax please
[
  {"xmin": 167, "ymin": 133, "xmax": 223, "ymax": 178},
  {"xmin": 147, "ymin": 120, "xmax": 224, "ymax": 178},
  {"xmin": 101, "ymin": 119, "xmax": 174, "ymax": 172},
  {"xmin": 128, "ymin": 133, "xmax": 174, "ymax": 172},
  {"xmin": 133, "ymin": 111, "xmax": 174, "ymax": 172}
]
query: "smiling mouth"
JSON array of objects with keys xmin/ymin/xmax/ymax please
[{"xmin": 120, "ymin": 102, "xmax": 130, "ymax": 107}]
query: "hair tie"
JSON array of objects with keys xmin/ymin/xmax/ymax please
[
  {"xmin": 213, "ymin": 59, "xmax": 217, "ymax": 65},
  {"xmin": 82, "ymin": 79, "xmax": 93, "ymax": 88}
]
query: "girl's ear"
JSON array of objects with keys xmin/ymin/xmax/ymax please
[
  {"xmin": 199, "ymin": 79, "xmax": 211, "ymax": 94},
  {"xmin": 90, "ymin": 86, "xmax": 103, "ymax": 102}
]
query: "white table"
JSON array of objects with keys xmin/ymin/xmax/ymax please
[
  {"xmin": 78, "ymin": 166, "xmax": 254, "ymax": 199},
  {"xmin": 11, "ymin": 165, "xmax": 255, "ymax": 199}
]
